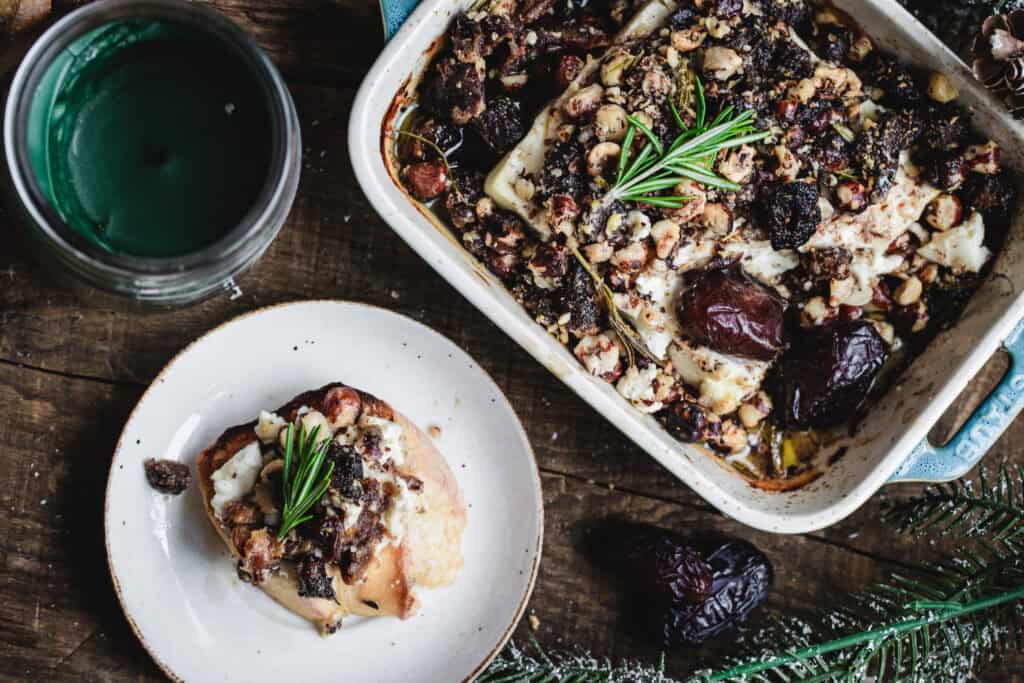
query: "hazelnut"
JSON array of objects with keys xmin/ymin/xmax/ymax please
[
  {"xmin": 835, "ymin": 180, "xmax": 867, "ymax": 212},
  {"xmin": 705, "ymin": 17, "xmax": 732, "ymax": 39},
  {"xmin": 500, "ymin": 73, "xmax": 529, "ymax": 91},
  {"xmin": 738, "ymin": 392, "xmax": 772, "ymax": 429},
  {"xmin": 574, "ymin": 332, "xmax": 622, "ymax": 381},
  {"xmin": 964, "ymin": 141, "xmax": 1000, "ymax": 175},
  {"xmin": 927, "ymin": 72, "xmax": 959, "ymax": 104},
  {"xmin": 849, "ymin": 35, "xmax": 873, "ymax": 62},
  {"xmin": 894, "ymin": 276, "xmax": 923, "ymax": 306},
  {"xmin": 918, "ymin": 263, "xmax": 940, "ymax": 284},
  {"xmin": 610, "ymin": 241, "xmax": 651, "ymax": 273},
  {"xmin": 594, "ymin": 104, "xmax": 629, "ymax": 142},
  {"xmin": 703, "ymin": 46, "xmax": 743, "ymax": 81},
  {"xmin": 626, "ymin": 210, "xmax": 651, "ymax": 239},
  {"xmin": 323, "ymin": 386, "xmax": 362, "ymax": 429},
  {"xmin": 671, "ymin": 27, "xmax": 706, "ymax": 52},
  {"xmin": 475, "ymin": 197, "xmax": 495, "ymax": 220},
  {"xmin": 717, "ymin": 144, "xmax": 755, "ymax": 183},
  {"xmin": 587, "ymin": 142, "xmax": 621, "ymax": 177},
  {"xmin": 651, "ymin": 220, "xmax": 681, "ymax": 259},
  {"xmin": 699, "ymin": 203, "xmax": 733, "ymax": 234},
  {"xmin": 403, "ymin": 160, "xmax": 448, "ymax": 200},
  {"xmin": 776, "ymin": 99, "xmax": 799, "ymax": 123},
  {"xmin": 583, "ymin": 241, "xmax": 614, "ymax": 263},
  {"xmin": 801, "ymin": 296, "xmax": 836, "ymax": 327},
  {"xmin": 871, "ymin": 319, "xmax": 896, "ymax": 345},
  {"xmin": 600, "ymin": 49, "xmax": 634, "ymax": 86},
  {"xmin": 564, "ymin": 83, "xmax": 604, "ymax": 119},
  {"xmin": 773, "ymin": 144, "xmax": 802, "ymax": 181},
  {"xmin": 924, "ymin": 194, "xmax": 962, "ymax": 231},
  {"xmin": 556, "ymin": 54, "xmax": 585, "ymax": 89},
  {"xmin": 665, "ymin": 180, "xmax": 706, "ymax": 223}
]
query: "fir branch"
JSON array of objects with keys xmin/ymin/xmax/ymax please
[
  {"xmin": 883, "ymin": 463, "xmax": 1024, "ymax": 541},
  {"xmin": 479, "ymin": 636, "xmax": 676, "ymax": 683}
]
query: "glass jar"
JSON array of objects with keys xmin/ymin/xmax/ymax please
[{"xmin": 3, "ymin": 0, "xmax": 301, "ymax": 305}]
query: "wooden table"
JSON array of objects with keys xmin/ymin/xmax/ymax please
[{"xmin": 0, "ymin": 1, "xmax": 1021, "ymax": 680}]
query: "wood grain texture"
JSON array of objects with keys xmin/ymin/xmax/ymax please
[{"xmin": 0, "ymin": 1, "xmax": 1021, "ymax": 681}]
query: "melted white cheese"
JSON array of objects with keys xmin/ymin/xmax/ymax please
[
  {"xmin": 616, "ymin": 364, "xmax": 663, "ymax": 413},
  {"xmin": 211, "ymin": 441, "xmax": 263, "ymax": 519},
  {"xmin": 917, "ymin": 211, "xmax": 990, "ymax": 272},
  {"xmin": 254, "ymin": 410, "xmax": 286, "ymax": 444},
  {"xmin": 719, "ymin": 236, "xmax": 799, "ymax": 289},
  {"xmin": 805, "ymin": 156, "xmax": 940, "ymax": 306},
  {"xmin": 668, "ymin": 340, "xmax": 768, "ymax": 415},
  {"xmin": 358, "ymin": 415, "xmax": 407, "ymax": 467}
]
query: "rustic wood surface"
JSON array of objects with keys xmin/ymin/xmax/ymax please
[{"xmin": 0, "ymin": 1, "xmax": 1022, "ymax": 681}]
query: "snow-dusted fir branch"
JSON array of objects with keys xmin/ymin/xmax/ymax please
[
  {"xmin": 481, "ymin": 464, "xmax": 1024, "ymax": 683},
  {"xmin": 477, "ymin": 637, "xmax": 676, "ymax": 683},
  {"xmin": 883, "ymin": 463, "xmax": 1024, "ymax": 541}
]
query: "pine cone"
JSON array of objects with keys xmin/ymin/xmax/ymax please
[{"xmin": 973, "ymin": 11, "xmax": 1024, "ymax": 115}]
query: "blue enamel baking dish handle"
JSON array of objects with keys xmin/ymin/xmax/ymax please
[
  {"xmin": 890, "ymin": 318, "xmax": 1024, "ymax": 482},
  {"xmin": 378, "ymin": 0, "xmax": 1024, "ymax": 485},
  {"xmin": 380, "ymin": 0, "xmax": 417, "ymax": 40}
]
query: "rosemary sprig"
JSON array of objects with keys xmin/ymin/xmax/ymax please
[
  {"xmin": 570, "ymin": 245, "xmax": 662, "ymax": 367},
  {"xmin": 277, "ymin": 422, "xmax": 334, "ymax": 540},
  {"xmin": 608, "ymin": 82, "xmax": 769, "ymax": 208}
]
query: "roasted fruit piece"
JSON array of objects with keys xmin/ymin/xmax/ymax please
[
  {"xmin": 677, "ymin": 265, "xmax": 787, "ymax": 361},
  {"xmin": 769, "ymin": 321, "xmax": 888, "ymax": 429}
]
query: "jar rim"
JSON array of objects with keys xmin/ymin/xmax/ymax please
[{"xmin": 3, "ymin": 0, "xmax": 299, "ymax": 281}]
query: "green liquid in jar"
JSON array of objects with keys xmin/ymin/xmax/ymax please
[{"xmin": 27, "ymin": 20, "xmax": 272, "ymax": 258}]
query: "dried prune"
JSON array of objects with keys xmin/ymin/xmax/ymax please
[
  {"xmin": 327, "ymin": 442, "xmax": 363, "ymax": 499},
  {"xmin": 296, "ymin": 556, "xmax": 337, "ymax": 602},
  {"xmin": 470, "ymin": 96, "xmax": 524, "ymax": 155},
  {"xmin": 677, "ymin": 265, "xmax": 787, "ymax": 360},
  {"xmin": 660, "ymin": 401, "xmax": 720, "ymax": 444},
  {"xmin": 537, "ymin": 140, "xmax": 586, "ymax": 199},
  {"xmin": 958, "ymin": 172, "xmax": 1017, "ymax": 224},
  {"xmin": 559, "ymin": 261, "xmax": 602, "ymax": 337},
  {"xmin": 816, "ymin": 25, "xmax": 851, "ymax": 64},
  {"xmin": 760, "ymin": 182, "xmax": 821, "ymax": 250},
  {"xmin": 870, "ymin": 55, "xmax": 922, "ymax": 108},
  {"xmin": 768, "ymin": 320, "xmax": 888, "ymax": 429},
  {"xmin": 661, "ymin": 537, "xmax": 772, "ymax": 646},
  {"xmin": 853, "ymin": 111, "xmax": 922, "ymax": 201},
  {"xmin": 641, "ymin": 536, "xmax": 713, "ymax": 604},
  {"xmin": 144, "ymin": 458, "xmax": 191, "ymax": 495}
]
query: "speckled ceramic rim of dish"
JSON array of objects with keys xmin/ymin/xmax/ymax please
[
  {"xmin": 3, "ymin": 0, "xmax": 301, "ymax": 294},
  {"xmin": 102, "ymin": 300, "xmax": 544, "ymax": 683}
]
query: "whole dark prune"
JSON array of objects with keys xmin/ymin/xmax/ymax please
[
  {"xmin": 296, "ymin": 556, "xmax": 337, "ymax": 602},
  {"xmin": 667, "ymin": 5, "xmax": 697, "ymax": 28},
  {"xmin": 559, "ymin": 261, "xmax": 602, "ymax": 337},
  {"xmin": 661, "ymin": 537, "xmax": 772, "ymax": 646},
  {"xmin": 711, "ymin": 0, "xmax": 742, "ymax": 18},
  {"xmin": 144, "ymin": 458, "xmax": 191, "ymax": 495},
  {"xmin": 923, "ymin": 151, "xmax": 966, "ymax": 191},
  {"xmin": 660, "ymin": 401, "xmax": 721, "ymax": 444},
  {"xmin": 769, "ymin": 320, "xmax": 888, "ymax": 429},
  {"xmin": 643, "ymin": 536, "xmax": 712, "ymax": 604},
  {"xmin": 958, "ymin": 172, "xmax": 1017, "ymax": 224},
  {"xmin": 853, "ymin": 111, "xmax": 922, "ymax": 201},
  {"xmin": 470, "ymin": 96, "xmax": 524, "ymax": 155},
  {"xmin": 760, "ymin": 181, "xmax": 821, "ymax": 250},
  {"xmin": 327, "ymin": 442, "xmax": 363, "ymax": 499},
  {"xmin": 816, "ymin": 26, "xmax": 851, "ymax": 64},
  {"xmin": 870, "ymin": 56, "xmax": 922, "ymax": 108},
  {"xmin": 677, "ymin": 265, "xmax": 787, "ymax": 361}
]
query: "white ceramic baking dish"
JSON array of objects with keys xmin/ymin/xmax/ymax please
[{"xmin": 350, "ymin": 0, "xmax": 1024, "ymax": 533}]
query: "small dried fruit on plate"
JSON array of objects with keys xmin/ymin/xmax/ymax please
[{"xmin": 144, "ymin": 458, "xmax": 191, "ymax": 495}]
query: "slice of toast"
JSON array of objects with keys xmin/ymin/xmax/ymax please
[{"xmin": 196, "ymin": 383, "xmax": 466, "ymax": 634}]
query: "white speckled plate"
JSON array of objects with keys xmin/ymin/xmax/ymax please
[{"xmin": 104, "ymin": 301, "xmax": 542, "ymax": 683}]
